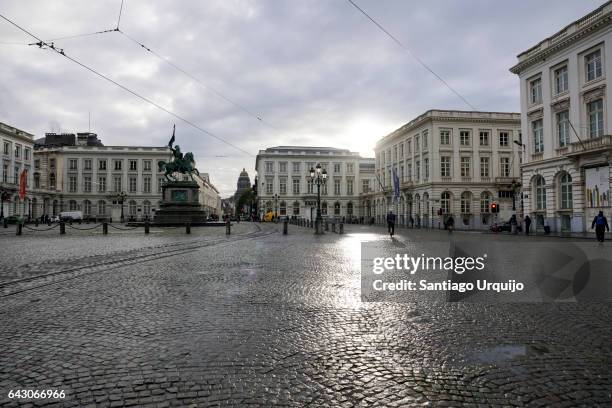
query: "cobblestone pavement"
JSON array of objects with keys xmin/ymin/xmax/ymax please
[{"xmin": 1, "ymin": 223, "xmax": 611, "ymax": 407}]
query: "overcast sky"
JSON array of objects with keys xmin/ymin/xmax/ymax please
[{"xmin": 0, "ymin": 0, "xmax": 605, "ymax": 196}]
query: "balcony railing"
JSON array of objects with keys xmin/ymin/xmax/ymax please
[
  {"xmin": 495, "ymin": 177, "xmax": 518, "ymax": 185},
  {"xmin": 566, "ymin": 135, "xmax": 612, "ymax": 156}
]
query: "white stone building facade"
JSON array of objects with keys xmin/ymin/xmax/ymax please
[
  {"xmin": 255, "ymin": 146, "xmax": 375, "ymax": 221},
  {"xmin": 194, "ymin": 172, "xmax": 222, "ymax": 217},
  {"xmin": 510, "ymin": 1, "xmax": 612, "ymax": 233},
  {"xmin": 373, "ymin": 110, "xmax": 522, "ymax": 230}
]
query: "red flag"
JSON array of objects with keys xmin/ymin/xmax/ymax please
[{"xmin": 19, "ymin": 169, "xmax": 27, "ymax": 200}]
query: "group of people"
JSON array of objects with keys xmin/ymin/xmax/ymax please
[{"xmin": 385, "ymin": 209, "xmax": 610, "ymax": 242}]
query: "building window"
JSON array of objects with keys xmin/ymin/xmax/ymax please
[
  {"xmin": 34, "ymin": 159, "xmax": 40, "ymax": 169},
  {"xmin": 585, "ymin": 49, "xmax": 602, "ymax": 82},
  {"xmin": 535, "ymin": 176, "xmax": 546, "ymax": 210},
  {"xmin": 96, "ymin": 176, "xmax": 105, "ymax": 192},
  {"xmin": 292, "ymin": 178, "xmax": 300, "ymax": 195},
  {"xmin": 407, "ymin": 140, "xmax": 411, "ymax": 154},
  {"xmin": 69, "ymin": 159, "xmax": 78, "ymax": 171},
  {"xmin": 393, "ymin": 146, "xmax": 397, "ymax": 161},
  {"xmin": 347, "ymin": 202, "xmax": 353, "ymax": 215},
  {"xmin": 440, "ymin": 157, "xmax": 451, "ymax": 177},
  {"xmin": 500, "ymin": 157, "xmax": 511, "ymax": 177},
  {"xmin": 480, "ymin": 192, "xmax": 491, "ymax": 213},
  {"xmin": 143, "ymin": 200, "xmax": 151, "ymax": 216},
  {"xmin": 34, "ymin": 173, "xmax": 40, "ymax": 188},
  {"xmin": 2, "ymin": 164, "xmax": 7, "ymax": 182},
  {"xmin": 440, "ymin": 130, "xmax": 450, "ymax": 145},
  {"xmin": 129, "ymin": 200, "xmax": 137, "ymax": 216},
  {"xmin": 83, "ymin": 200, "xmax": 91, "ymax": 216},
  {"xmin": 529, "ymin": 77, "xmax": 542, "ymax": 104},
  {"xmin": 129, "ymin": 176, "xmax": 137, "ymax": 193},
  {"xmin": 279, "ymin": 162, "xmax": 287, "ymax": 173},
  {"xmin": 532, "ymin": 119, "xmax": 544, "ymax": 153},
  {"xmin": 2, "ymin": 142, "xmax": 9, "ymax": 155},
  {"xmin": 334, "ymin": 178, "xmax": 341, "ymax": 195},
  {"xmin": 587, "ymin": 99, "xmax": 604, "ymax": 138},
  {"xmin": 321, "ymin": 202, "xmax": 328, "ymax": 215},
  {"xmin": 279, "ymin": 177, "xmax": 287, "ymax": 195},
  {"xmin": 399, "ymin": 144, "xmax": 404, "ymax": 159},
  {"xmin": 346, "ymin": 163, "xmax": 354, "ymax": 173},
  {"xmin": 334, "ymin": 202, "xmax": 341, "ymax": 215},
  {"xmin": 479, "ymin": 131, "xmax": 489, "ymax": 146},
  {"xmin": 460, "ymin": 192, "xmax": 471, "ymax": 213},
  {"xmin": 415, "ymin": 136, "xmax": 420, "ymax": 152},
  {"xmin": 499, "ymin": 131, "xmax": 509, "ymax": 147},
  {"xmin": 98, "ymin": 200, "xmax": 106, "ymax": 215},
  {"xmin": 24, "ymin": 148, "xmax": 30, "ymax": 160},
  {"xmin": 113, "ymin": 176, "xmax": 122, "ymax": 192},
  {"xmin": 265, "ymin": 162, "xmax": 274, "ymax": 173},
  {"xmin": 84, "ymin": 176, "xmax": 91, "ymax": 192},
  {"xmin": 415, "ymin": 161, "xmax": 420, "ymax": 181},
  {"xmin": 293, "ymin": 201, "xmax": 300, "ymax": 215},
  {"xmin": 114, "ymin": 160, "xmax": 122, "ymax": 171},
  {"xmin": 480, "ymin": 157, "xmax": 490, "ymax": 178},
  {"xmin": 362, "ymin": 179, "xmax": 370, "ymax": 193},
  {"xmin": 346, "ymin": 178, "xmax": 353, "ymax": 195},
  {"xmin": 279, "ymin": 201, "xmax": 286, "ymax": 216},
  {"xmin": 266, "ymin": 178, "xmax": 273, "ymax": 195},
  {"xmin": 143, "ymin": 176, "xmax": 151, "ymax": 193},
  {"xmin": 423, "ymin": 158, "xmax": 429, "ymax": 180},
  {"xmin": 422, "ymin": 130, "xmax": 428, "ymax": 150},
  {"xmin": 15, "ymin": 145, "xmax": 21, "ymax": 158},
  {"xmin": 69, "ymin": 176, "xmax": 77, "ymax": 192},
  {"xmin": 129, "ymin": 160, "xmax": 137, "ymax": 171},
  {"xmin": 13, "ymin": 167, "xmax": 19, "ymax": 184},
  {"xmin": 98, "ymin": 160, "xmax": 107, "ymax": 171},
  {"xmin": 292, "ymin": 162, "xmax": 300, "ymax": 173},
  {"xmin": 69, "ymin": 200, "xmax": 77, "ymax": 211},
  {"xmin": 556, "ymin": 110, "xmax": 570, "ymax": 147},
  {"xmin": 554, "ymin": 65, "xmax": 568, "ymax": 94},
  {"xmin": 441, "ymin": 192, "xmax": 451, "ymax": 214},
  {"xmin": 560, "ymin": 172, "xmax": 572, "ymax": 209},
  {"xmin": 143, "ymin": 160, "xmax": 152, "ymax": 171},
  {"xmin": 49, "ymin": 173, "xmax": 56, "ymax": 189},
  {"xmin": 460, "ymin": 130, "xmax": 471, "ymax": 146},
  {"xmin": 460, "ymin": 157, "xmax": 471, "ymax": 177},
  {"xmin": 333, "ymin": 163, "xmax": 341, "ymax": 173}
]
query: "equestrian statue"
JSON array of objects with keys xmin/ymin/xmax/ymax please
[{"xmin": 158, "ymin": 125, "xmax": 200, "ymax": 182}]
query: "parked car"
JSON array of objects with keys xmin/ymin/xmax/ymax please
[
  {"xmin": 3, "ymin": 215, "xmax": 22, "ymax": 224},
  {"xmin": 490, "ymin": 222, "xmax": 522, "ymax": 233},
  {"xmin": 59, "ymin": 211, "xmax": 83, "ymax": 221},
  {"xmin": 50, "ymin": 215, "xmax": 60, "ymax": 223}
]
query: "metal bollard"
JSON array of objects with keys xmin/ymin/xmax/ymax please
[
  {"xmin": 283, "ymin": 219, "xmax": 288, "ymax": 235},
  {"xmin": 35, "ymin": 219, "xmax": 39, "ymax": 227},
  {"xmin": 332, "ymin": 222, "xmax": 336, "ymax": 233},
  {"xmin": 3, "ymin": 218, "xmax": 7, "ymax": 228},
  {"xmin": 16, "ymin": 223, "xmax": 22, "ymax": 236},
  {"xmin": 144, "ymin": 221, "xmax": 150, "ymax": 234},
  {"xmin": 325, "ymin": 221, "xmax": 329, "ymax": 231},
  {"xmin": 226, "ymin": 220, "xmax": 231, "ymax": 235},
  {"xmin": 186, "ymin": 223, "xmax": 191, "ymax": 234},
  {"xmin": 102, "ymin": 222, "xmax": 108, "ymax": 235},
  {"xmin": 339, "ymin": 222, "xmax": 344, "ymax": 234},
  {"xmin": 60, "ymin": 221, "xmax": 66, "ymax": 235}
]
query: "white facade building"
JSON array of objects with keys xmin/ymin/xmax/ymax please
[
  {"xmin": 0, "ymin": 122, "xmax": 37, "ymax": 218},
  {"xmin": 255, "ymin": 146, "xmax": 375, "ymax": 221},
  {"xmin": 194, "ymin": 172, "xmax": 222, "ymax": 217},
  {"xmin": 34, "ymin": 132, "xmax": 170, "ymax": 221},
  {"xmin": 510, "ymin": 1, "xmax": 612, "ymax": 233},
  {"xmin": 373, "ymin": 110, "xmax": 522, "ymax": 230}
]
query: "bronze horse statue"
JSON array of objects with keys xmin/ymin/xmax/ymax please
[{"xmin": 158, "ymin": 129, "xmax": 200, "ymax": 182}]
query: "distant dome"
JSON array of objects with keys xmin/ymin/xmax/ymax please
[{"xmin": 239, "ymin": 168, "xmax": 249, "ymax": 177}]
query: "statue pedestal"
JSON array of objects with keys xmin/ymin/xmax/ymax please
[{"xmin": 153, "ymin": 181, "xmax": 207, "ymax": 225}]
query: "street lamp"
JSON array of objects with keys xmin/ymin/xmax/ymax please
[
  {"xmin": 116, "ymin": 191, "xmax": 127, "ymax": 223},
  {"xmin": 510, "ymin": 180, "xmax": 521, "ymax": 212},
  {"xmin": 310, "ymin": 163, "xmax": 328, "ymax": 234},
  {"xmin": 274, "ymin": 193, "xmax": 279, "ymax": 222}
]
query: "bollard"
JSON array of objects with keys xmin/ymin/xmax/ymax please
[
  {"xmin": 102, "ymin": 222, "xmax": 108, "ymax": 235},
  {"xmin": 325, "ymin": 220, "xmax": 329, "ymax": 231},
  {"xmin": 16, "ymin": 223, "xmax": 22, "ymax": 236},
  {"xmin": 3, "ymin": 218, "xmax": 7, "ymax": 228},
  {"xmin": 35, "ymin": 219, "xmax": 39, "ymax": 227},
  {"xmin": 60, "ymin": 221, "xmax": 66, "ymax": 235},
  {"xmin": 332, "ymin": 222, "xmax": 336, "ymax": 233},
  {"xmin": 186, "ymin": 223, "xmax": 191, "ymax": 234},
  {"xmin": 339, "ymin": 222, "xmax": 344, "ymax": 234},
  {"xmin": 283, "ymin": 219, "xmax": 288, "ymax": 235},
  {"xmin": 144, "ymin": 221, "xmax": 150, "ymax": 234},
  {"xmin": 226, "ymin": 220, "xmax": 231, "ymax": 235}
]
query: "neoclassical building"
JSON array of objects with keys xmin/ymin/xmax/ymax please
[
  {"xmin": 510, "ymin": 1, "xmax": 612, "ymax": 233},
  {"xmin": 372, "ymin": 110, "xmax": 522, "ymax": 230},
  {"xmin": 255, "ymin": 146, "xmax": 375, "ymax": 220},
  {"xmin": 34, "ymin": 132, "xmax": 171, "ymax": 221}
]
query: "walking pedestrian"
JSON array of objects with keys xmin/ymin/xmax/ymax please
[
  {"xmin": 524, "ymin": 215, "xmax": 531, "ymax": 236},
  {"xmin": 386, "ymin": 210, "xmax": 396, "ymax": 237},
  {"xmin": 591, "ymin": 211, "xmax": 609, "ymax": 243},
  {"xmin": 445, "ymin": 215, "xmax": 455, "ymax": 233}
]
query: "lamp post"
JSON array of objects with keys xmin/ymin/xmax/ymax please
[
  {"xmin": 116, "ymin": 191, "xmax": 127, "ymax": 223},
  {"xmin": 274, "ymin": 193, "xmax": 279, "ymax": 222},
  {"xmin": 510, "ymin": 180, "xmax": 521, "ymax": 212},
  {"xmin": 310, "ymin": 163, "xmax": 328, "ymax": 234}
]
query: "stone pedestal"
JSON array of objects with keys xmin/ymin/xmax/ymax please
[{"xmin": 153, "ymin": 180, "xmax": 207, "ymax": 225}]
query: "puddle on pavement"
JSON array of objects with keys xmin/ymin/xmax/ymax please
[{"xmin": 471, "ymin": 345, "xmax": 527, "ymax": 364}]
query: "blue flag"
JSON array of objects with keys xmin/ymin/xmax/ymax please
[{"xmin": 392, "ymin": 168, "xmax": 400, "ymax": 199}]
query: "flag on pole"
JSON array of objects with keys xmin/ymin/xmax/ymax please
[
  {"xmin": 392, "ymin": 168, "xmax": 400, "ymax": 200},
  {"xmin": 168, "ymin": 124, "xmax": 176, "ymax": 147},
  {"xmin": 19, "ymin": 169, "xmax": 27, "ymax": 200}
]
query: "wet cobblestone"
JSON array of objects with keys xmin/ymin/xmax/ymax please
[{"xmin": 1, "ymin": 223, "xmax": 611, "ymax": 406}]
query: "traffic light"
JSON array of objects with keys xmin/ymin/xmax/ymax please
[{"xmin": 490, "ymin": 202, "xmax": 499, "ymax": 213}]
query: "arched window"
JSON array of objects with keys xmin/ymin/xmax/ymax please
[
  {"xmin": 98, "ymin": 200, "xmax": 106, "ymax": 215},
  {"xmin": 560, "ymin": 173, "xmax": 572, "ymax": 209},
  {"xmin": 129, "ymin": 200, "xmax": 137, "ymax": 215},
  {"xmin": 143, "ymin": 200, "xmax": 151, "ymax": 215},
  {"xmin": 279, "ymin": 201, "xmax": 287, "ymax": 216},
  {"xmin": 535, "ymin": 176, "xmax": 546, "ymax": 210},
  {"xmin": 461, "ymin": 192, "xmax": 472, "ymax": 213},
  {"xmin": 480, "ymin": 192, "xmax": 491, "ymax": 213},
  {"xmin": 441, "ymin": 192, "xmax": 451, "ymax": 214},
  {"xmin": 292, "ymin": 201, "xmax": 300, "ymax": 215},
  {"xmin": 347, "ymin": 202, "xmax": 353, "ymax": 215},
  {"xmin": 69, "ymin": 200, "xmax": 77, "ymax": 211},
  {"xmin": 49, "ymin": 173, "xmax": 56, "ymax": 189},
  {"xmin": 334, "ymin": 202, "xmax": 341, "ymax": 215},
  {"xmin": 322, "ymin": 201, "xmax": 328, "ymax": 216},
  {"xmin": 83, "ymin": 200, "xmax": 91, "ymax": 216},
  {"xmin": 414, "ymin": 194, "xmax": 421, "ymax": 214}
]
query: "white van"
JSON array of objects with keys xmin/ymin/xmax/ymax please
[{"xmin": 59, "ymin": 211, "xmax": 83, "ymax": 221}]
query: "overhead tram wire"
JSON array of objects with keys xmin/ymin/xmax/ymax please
[
  {"xmin": 0, "ymin": 13, "xmax": 253, "ymax": 157},
  {"xmin": 346, "ymin": 0, "xmax": 477, "ymax": 111}
]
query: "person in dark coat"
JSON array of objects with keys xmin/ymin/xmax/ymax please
[
  {"xmin": 524, "ymin": 215, "xmax": 532, "ymax": 235},
  {"xmin": 386, "ymin": 211, "xmax": 396, "ymax": 236},
  {"xmin": 591, "ymin": 211, "xmax": 610, "ymax": 243}
]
